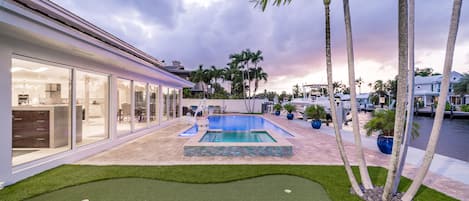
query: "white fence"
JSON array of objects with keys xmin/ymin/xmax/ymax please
[{"xmin": 181, "ymin": 99, "xmax": 265, "ymax": 114}]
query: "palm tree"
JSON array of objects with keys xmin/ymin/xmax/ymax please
[
  {"xmin": 381, "ymin": 0, "xmax": 409, "ymax": 199},
  {"xmin": 393, "ymin": 0, "xmax": 415, "ymax": 194},
  {"xmin": 373, "ymin": 80, "xmax": 385, "ymax": 96},
  {"xmin": 343, "ymin": 0, "xmax": 373, "ymax": 190},
  {"xmin": 333, "ymin": 81, "xmax": 343, "ymax": 94},
  {"xmin": 323, "ymin": 0, "xmax": 363, "ymax": 196},
  {"xmin": 255, "ymin": 0, "xmax": 364, "ymax": 196},
  {"xmin": 249, "ymin": 50, "xmax": 264, "ymax": 112},
  {"xmin": 401, "ymin": 0, "xmax": 463, "ymax": 200},
  {"xmin": 355, "ymin": 77, "xmax": 364, "ymax": 94},
  {"xmin": 250, "ymin": 66, "xmax": 268, "ymax": 112},
  {"xmin": 453, "ymin": 73, "xmax": 469, "ymax": 95},
  {"xmin": 229, "ymin": 51, "xmax": 251, "ymax": 112}
]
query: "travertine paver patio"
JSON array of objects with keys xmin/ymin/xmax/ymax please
[{"xmin": 76, "ymin": 114, "xmax": 469, "ymax": 201}]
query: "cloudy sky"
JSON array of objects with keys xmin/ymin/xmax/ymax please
[{"xmin": 53, "ymin": 0, "xmax": 469, "ymax": 93}]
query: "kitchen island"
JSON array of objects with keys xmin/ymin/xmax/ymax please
[{"xmin": 12, "ymin": 105, "xmax": 82, "ymax": 148}]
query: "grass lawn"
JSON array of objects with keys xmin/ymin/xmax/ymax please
[{"xmin": 0, "ymin": 165, "xmax": 456, "ymax": 201}]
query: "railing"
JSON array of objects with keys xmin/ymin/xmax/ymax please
[{"xmin": 192, "ymin": 98, "xmax": 206, "ymax": 125}]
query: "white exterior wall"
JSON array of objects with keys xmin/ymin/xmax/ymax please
[
  {"xmin": 182, "ymin": 99, "xmax": 265, "ymax": 114},
  {"xmin": 0, "ymin": 42, "xmax": 13, "ymax": 188},
  {"xmin": 415, "ymin": 83, "xmax": 433, "ymax": 94}
]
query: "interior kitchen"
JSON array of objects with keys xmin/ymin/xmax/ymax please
[{"xmin": 11, "ymin": 58, "xmax": 108, "ymax": 165}]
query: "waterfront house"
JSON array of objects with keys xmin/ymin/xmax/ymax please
[
  {"xmin": 414, "ymin": 71, "xmax": 468, "ymax": 107},
  {"xmin": 0, "ymin": 0, "xmax": 193, "ymax": 188}
]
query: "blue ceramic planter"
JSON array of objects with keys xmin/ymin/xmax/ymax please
[
  {"xmin": 377, "ymin": 134, "xmax": 393, "ymax": 154},
  {"xmin": 275, "ymin": 111, "xmax": 281, "ymax": 116},
  {"xmin": 311, "ymin": 119, "xmax": 322, "ymax": 129},
  {"xmin": 286, "ymin": 113, "xmax": 294, "ymax": 120}
]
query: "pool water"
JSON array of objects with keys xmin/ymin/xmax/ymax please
[
  {"xmin": 200, "ymin": 131, "xmax": 276, "ymax": 143},
  {"xmin": 207, "ymin": 115, "xmax": 293, "ymax": 137},
  {"xmin": 180, "ymin": 115, "xmax": 293, "ymax": 137}
]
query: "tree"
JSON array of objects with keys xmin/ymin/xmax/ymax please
[
  {"xmin": 382, "ymin": 0, "xmax": 409, "ymax": 199},
  {"xmin": 333, "ymin": 81, "xmax": 343, "ymax": 94},
  {"xmin": 385, "ymin": 78, "xmax": 398, "ymax": 100},
  {"xmin": 415, "ymin": 67, "xmax": 434, "ymax": 77},
  {"xmin": 292, "ymin": 84, "xmax": 301, "ymax": 98},
  {"xmin": 453, "ymin": 73, "xmax": 469, "ymax": 95},
  {"xmin": 227, "ymin": 49, "xmax": 267, "ymax": 112},
  {"xmin": 256, "ymin": 0, "xmax": 364, "ymax": 196},
  {"xmin": 373, "ymin": 80, "xmax": 385, "ymax": 96},
  {"xmin": 229, "ymin": 51, "xmax": 249, "ymax": 109},
  {"xmin": 393, "ymin": 0, "xmax": 415, "ymax": 194},
  {"xmin": 402, "ymin": 0, "xmax": 463, "ymax": 200},
  {"xmin": 343, "ymin": 0, "xmax": 373, "ymax": 190},
  {"xmin": 249, "ymin": 66, "xmax": 268, "ymax": 111},
  {"xmin": 355, "ymin": 77, "xmax": 364, "ymax": 94}
]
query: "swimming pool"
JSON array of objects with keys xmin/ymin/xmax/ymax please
[
  {"xmin": 180, "ymin": 115, "xmax": 293, "ymax": 137},
  {"xmin": 199, "ymin": 131, "xmax": 276, "ymax": 143}
]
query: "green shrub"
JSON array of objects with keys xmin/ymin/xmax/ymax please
[
  {"xmin": 445, "ymin": 102, "xmax": 452, "ymax": 111},
  {"xmin": 461, "ymin": 104, "xmax": 469, "ymax": 112}
]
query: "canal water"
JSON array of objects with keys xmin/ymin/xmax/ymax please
[{"xmin": 344, "ymin": 112, "xmax": 469, "ymax": 162}]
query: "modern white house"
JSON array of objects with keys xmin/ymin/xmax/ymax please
[
  {"xmin": 0, "ymin": 0, "xmax": 193, "ymax": 188},
  {"xmin": 414, "ymin": 71, "xmax": 468, "ymax": 107}
]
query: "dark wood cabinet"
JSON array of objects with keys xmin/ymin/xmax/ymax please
[
  {"xmin": 12, "ymin": 106, "xmax": 82, "ymax": 148},
  {"xmin": 12, "ymin": 110, "xmax": 50, "ymax": 148}
]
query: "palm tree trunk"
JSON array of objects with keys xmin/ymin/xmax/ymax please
[
  {"xmin": 342, "ymin": 0, "xmax": 373, "ymax": 190},
  {"xmin": 242, "ymin": 71, "xmax": 250, "ymax": 113},
  {"xmin": 382, "ymin": 0, "xmax": 409, "ymax": 199},
  {"xmin": 251, "ymin": 66, "xmax": 259, "ymax": 113},
  {"xmin": 324, "ymin": 2, "xmax": 363, "ymax": 197},
  {"xmin": 402, "ymin": 0, "xmax": 462, "ymax": 200},
  {"xmin": 393, "ymin": 0, "xmax": 415, "ymax": 194}
]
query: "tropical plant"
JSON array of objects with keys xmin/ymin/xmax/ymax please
[
  {"xmin": 304, "ymin": 105, "xmax": 326, "ymax": 120},
  {"xmin": 282, "ymin": 104, "xmax": 295, "ymax": 114},
  {"xmin": 364, "ymin": 110, "xmax": 419, "ymax": 138},
  {"xmin": 402, "ymin": 1, "xmax": 462, "ymax": 200},
  {"xmin": 226, "ymin": 49, "xmax": 267, "ymax": 111},
  {"xmin": 355, "ymin": 77, "xmax": 364, "ymax": 94},
  {"xmin": 415, "ymin": 67, "xmax": 436, "ymax": 77},
  {"xmin": 292, "ymin": 84, "xmax": 301, "ymax": 98},
  {"xmin": 373, "ymin": 80, "xmax": 385, "ymax": 96},
  {"xmin": 453, "ymin": 73, "xmax": 469, "ymax": 95},
  {"xmin": 273, "ymin": 103, "xmax": 282, "ymax": 111}
]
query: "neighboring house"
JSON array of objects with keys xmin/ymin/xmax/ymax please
[
  {"xmin": 414, "ymin": 71, "xmax": 468, "ymax": 106},
  {"xmin": 163, "ymin": 60, "xmax": 192, "ymax": 80},
  {"xmin": 0, "ymin": 0, "xmax": 193, "ymax": 187}
]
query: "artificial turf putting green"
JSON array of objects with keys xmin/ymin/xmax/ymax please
[
  {"xmin": 27, "ymin": 175, "xmax": 331, "ymax": 201},
  {"xmin": 0, "ymin": 165, "xmax": 457, "ymax": 201}
]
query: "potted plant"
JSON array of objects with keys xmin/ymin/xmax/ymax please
[
  {"xmin": 273, "ymin": 104, "xmax": 282, "ymax": 116},
  {"xmin": 283, "ymin": 104, "xmax": 296, "ymax": 120},
  {"xmin": 364, "ymin": 110, "xmax": 419, "ymax": 154},
  {"xmin": 305, "ymin": 105, "xmax": 326, "ymax": 129}
]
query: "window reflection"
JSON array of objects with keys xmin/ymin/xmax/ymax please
[
  {"xmin": 76, "ymin": 70, "xmax": 109, "ymax": 146},
  {"xmin": 117, "ymin": 79, "xmax": 131, "ymax": 135}
]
